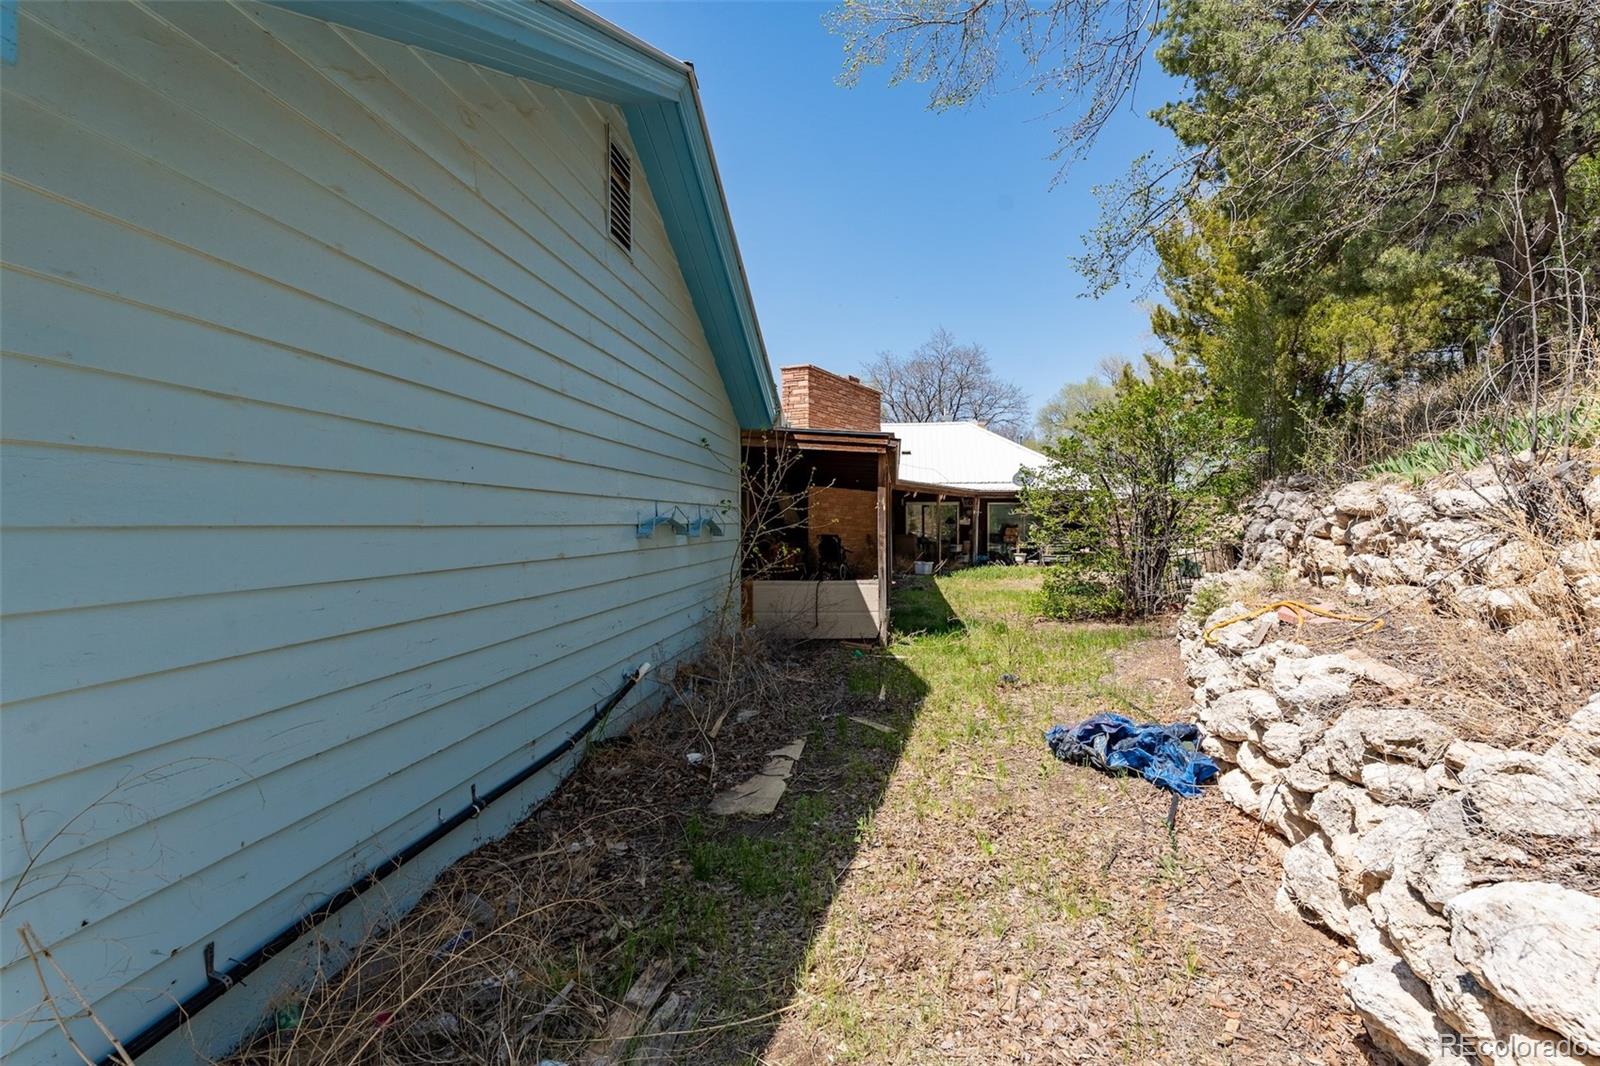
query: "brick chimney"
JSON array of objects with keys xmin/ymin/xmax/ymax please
[{"xmin": 779, "ymin": 365, "xmax": 881, "ymax": 431}]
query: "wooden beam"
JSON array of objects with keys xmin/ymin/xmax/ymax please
[{"xmin": 877, "ymin": 449, "xmax": 890, "ymax": 645}]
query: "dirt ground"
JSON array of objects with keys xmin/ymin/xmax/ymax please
[{"xmin": 235, "ymin": 571, "xmax": 1385, "ymax": 1065}]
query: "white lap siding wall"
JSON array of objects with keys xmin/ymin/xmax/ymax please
[{"xmin": 0, "ymin": 4, "xmax": 738, "ymax": 1062}]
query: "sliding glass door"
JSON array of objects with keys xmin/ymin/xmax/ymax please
[
  {"xmin": 986, "ymin": 501, "xmax": 1029, "ymax": 555},
  {"xmin": 906, "ymin": 501, "xmax": 959, "ymax": 560}
]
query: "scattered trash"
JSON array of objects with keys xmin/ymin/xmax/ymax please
[
  {"xmin": 708, "ymin": 739, "xmax": 804, "ymax": 816},
  {"xmin": 273, "ymin": 1002, "xmax": 302, "ymax": 1033},
  {"xmin": 436, "ymin": 927, "xmax": 475, "ymax": 956},
  {"xmin": 685, "ymin": 751, "xmax": 704, "ymax": 766},
  {"xmin": 734, "ymin": 708, "xmax": 758, "ymax": 725},
  {"xmin": 1000, "ymin": 672, "xmax": 1020, "ymax": 686},
  {"xmin": 466, "ymin": 966, "xmax": 518, "ymax": 1008},
  {"xmin": 848, "ymin": 716, "xmax": 895, "ymax": 736},
  {"xmin": 581, "ymin": 957, "xmax": 679, "ymax": 1066},
  {"xmin": 1044, "ymin": 714, "xmax": 1218, "ymax": 797}
]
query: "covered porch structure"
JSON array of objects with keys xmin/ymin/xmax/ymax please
[
  {"xmin": 892, "ymin": 484, "xmax": 1036, "ymax": 569},
  {"xmin": 740, "ymin": 427, "xmax": 899, "ymax": 643}
]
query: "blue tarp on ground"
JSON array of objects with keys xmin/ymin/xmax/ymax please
[{"xmin": 1044, "ymin": 714, "xmax": 1218, "ymax": 797}]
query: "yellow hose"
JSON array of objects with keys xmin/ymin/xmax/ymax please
[{"xmin": 1202, "ymin": 599, "xmax": 1382, "ymax": 645}]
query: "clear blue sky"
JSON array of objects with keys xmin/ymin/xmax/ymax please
[{"xmin": 592, "ymin": 1, "xmax": 1181, "ymax": 418}]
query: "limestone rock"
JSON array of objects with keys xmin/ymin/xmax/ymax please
[
  {"xmin": 1199, "ymin": 733, "xmax": 1238, "ymax": 763},
  {"xmin": 1429, "ymin": 969, "xmax": 1600, "ymax": 1066},
  {"xmin": 1261, "ymin": 720, "xmax": 1309, "ymax": 764},
  {"xmin": 1382, "ymin": 486, "xmax": 1437, "ymax": 530},
  {"xmin": 1584, "ymin": 475, "xmax": 1600, "ymax": 517},
  {"xmin": 1573, "ymin": 574, "xmax": 1600, "ymax": 623},
  {"xmin": 1347, "ymin": 899, "xmax": 1401, "ymax": 965},
  {"xmin": 1447, "ymin": 881, "xmax": 1600, "ymax": 1046},
  {"xmin": 1217, "ymin": 768, "xmax": 1261, "ymax": 816},
  {"xmin": 1236, "ymin": 740, "xmax": 1284, "ymax": 785},
  {"xmin": 1353, "ymin": 807, "xmax": 1429, "ymax": 882},
  {"xmin": 1255, "ymin": 540, "xmax": 1291, "ymax": 570},
  {"xmin": 1419, "ymin": 518, "xmax": 1494, "ymax": 551},
  {"xmin": 1281, "ymin": 834, "xmax": 1354, "ymax": 938},
  {"xmin": 1334, "ymin": 481, "xmax": 1386, "ymax": 517},
  {"xmin": 1343, "ymin": 650, "xmax": 1422, "ymax": 691},
  {"xmin": 1323, "ymin": 706, "xmax": 1455, "ymax": 781},
  {"xmin": 1369, "ymin": 873, "xmax": 1455, "ymax": 983},
  {"xmin": 1445, "ymin": 739, "xmax": 1504, "ymax": 772},
  {"xmin": 1261, "ymin": 784, "xmax": 1319, "ymax": 843},
  {"xmin": 1361, "ymin": 761, "xmax": 1441, "ymax": 806},
  {"xmin": 1459, "ymin": 751, "xmax": 1600, "ymax": 841},
  {"xmin": 1218, "ymin": 769, "xmax": 1315, "ymax": 842},
  {"xmin": 1404, "ymin": 794, "xmax": 1533, "ymax": 908},
  {"xmin": 1557, "ymin": 539, "xmax": 1600, "ymax": 581},
  {"xmin": 1285, "ymin": 743, "xmax": 1335, "ymax": 793},
  {"xmin": 1198, "ymin": 687, "xmax": 1280, "ymax": 742},
  {"xmin": 1505, "ymin": 618, "xmax": 1566, "ymax": 648},
  {"xmin": 1304, "ymin": 535, "xmax": 1351, "ymax": 576},
  {"xmin": 1273, "ymin": 654, "xmax": 1361, "ymax": 714},
  {"xmin": 1431, "ymin": 484, "xmax": 1511, "ymax": 519},
  {"xmin": 1342, "ymin": 960, "xmax": 1466, "ymax": 1065},
  {"xmin": 1388, "ymin": 539, "xmax": 1437, "ymax": 585},
  {"xmin": 1311, "ymin": 780, "xmax": 1387, "ymax": 835},
  {"xmin": 1480, "ymin": 540, "xmax": 1548, "ymax": 588},
  {"xmin": 1454, "ymin": 585, "xmax": 1543, "ymax": 626},
  {"xmin": 1551, "ymin": 693, "xmax": 1600, "ymax": 773}
]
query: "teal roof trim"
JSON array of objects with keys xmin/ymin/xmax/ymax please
[{"xmin": 268, "ymin": 0, "xmax": 778, "ymax": 429}]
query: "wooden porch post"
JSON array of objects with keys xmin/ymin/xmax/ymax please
[
  {"xmin": 877, "ymin": 449, "xmax": 890, "ymax": 645},
  {"xmin": 970, "ymin": 495, "xmax": 980, "ymax": 562}
]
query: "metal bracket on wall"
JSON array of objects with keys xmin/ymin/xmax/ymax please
[
  {"xmin": 2, "ymin": 0, "xmax": 18, "ymax": 65},
  {"xmin": 636, "ymin": 504, "xmax": 688, "ymax": 538},
  {"xmin": 203, "ymin": 942, "xmax": 236, "ymax": 989}
]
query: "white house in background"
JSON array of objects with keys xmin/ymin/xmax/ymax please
[
  {"xmin": 0, "ymin": 2, "xmax": 776, "ymax": 1062},
  {"xmin": 885, "ymin": 421, "xmax": 1053, "ymax": 565}
]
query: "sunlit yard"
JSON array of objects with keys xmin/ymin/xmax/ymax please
[{"xmin": 757, "ymin": 570, "xmax": 1365, "ymax": 1064}]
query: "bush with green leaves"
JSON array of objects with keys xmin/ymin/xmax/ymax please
[
  {"xmin": 1023, "ymin": 360, "xmax": 1261, "ymax": 618},
  {"xmin": 1037, "ymin": 566, "xmax": 1128, "ymax": 621}
]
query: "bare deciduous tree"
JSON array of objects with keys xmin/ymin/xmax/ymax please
[
  {"xmin": 829, "ymin": 0, "xmax": 1600, "ymax": 362},
  {"xmin": 863, "ymin": 328, "xmax": 1031, "ymax": 437}
]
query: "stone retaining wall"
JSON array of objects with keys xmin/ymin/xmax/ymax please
[
  {"xmin": 1238, "ymin": 460, "xmax": 1600, "ymax": 639},
  {"xmin": 1181, "ymin": 580, "xmax": 1600, "ymax": 1063}
]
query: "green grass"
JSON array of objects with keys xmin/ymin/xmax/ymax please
[{"xmin": 879, "ymin": 569, "xmax": 1146, "ymax": 750}]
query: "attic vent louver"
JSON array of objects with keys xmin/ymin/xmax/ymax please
[{"xmin": 607, "ymin": 135, "xmax": 632, "ymax": 252}]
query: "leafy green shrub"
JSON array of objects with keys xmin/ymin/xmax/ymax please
[
  {"xmin": 1023, "ymin": 361, "xmax": 1261, "ymax": 617},
  {"xmin": 1365, "ymin": 403, "xmax": 1599, "ymax": 484},
  {"xmin": 1184, "ymin": 578, "xmax": 1229, "ymax": 621},
  {"xmin": 1037, "ymin": 567, "xmax": 1128, "ymax": 620}
]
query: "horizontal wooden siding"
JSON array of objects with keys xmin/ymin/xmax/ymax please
[{"xmin": 0, "ymin": 3, "xmax": 739, "ymax": 1061}]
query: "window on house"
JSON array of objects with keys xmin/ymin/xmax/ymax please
[
  {"xmin": 607, "ymin": 133, "xmax": 632, "ymax": 251},
  {"xmin": 986, "ymin": 501, "xmax": 1030, "ymax": 551}
]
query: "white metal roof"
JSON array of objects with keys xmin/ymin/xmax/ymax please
[{"xmin": 883, "ymin": 421, "xmax": 1053, "ymax": 493}]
